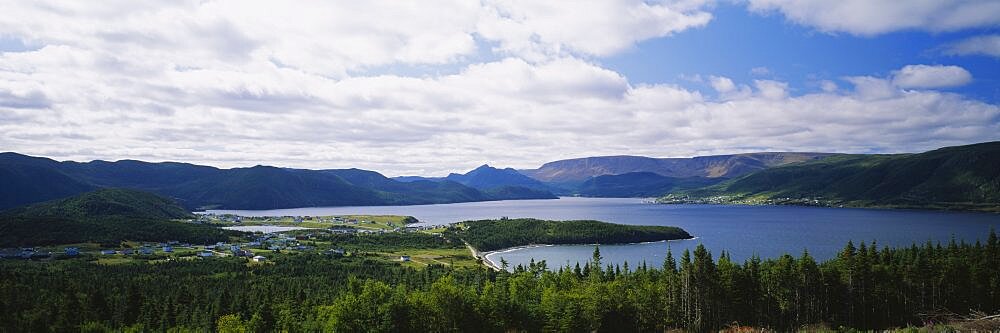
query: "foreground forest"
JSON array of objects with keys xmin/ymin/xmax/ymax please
[{"xmin": 1, "ymin": 231, "xmax": 997, "ymax": 332}]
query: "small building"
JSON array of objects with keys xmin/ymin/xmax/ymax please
[
  {"xmin": 234, "ymin": 249, "xmax": 253, "ymax": 257},
  {"xmin": 100, "ymin": 250, "xmax": 116, "ymax": 255},
  {"xmin": 324, "ymin": 248, "xmax": 346, "ymax": 257},
  {"xmin": 230, "ymin": 245, "xmax": 241, "ymax": 252},
  {"xmin": 64, "ymin": 247, "xmax": 80, "ymax": 256},
  {"xmin": 163, "ymin": 246, "xmax": 173, "ymax": 253},
  {"xmin": 252, "ymin": 255, "xmax": 266, "ymax": 262},
  {"xmin": 122, "ymin": 249, "xmax": 134, "ymax": 255},
  {"xmin": 199, "ymin": 251, "xmax": 213, "ymax": 257},
  {"xmin": 399, "ymin": 255, "xmax": 411, "ymax": 262},
  {"xmin": 139, "ymin": 248, "xmax": 154, "ymax": 255}
]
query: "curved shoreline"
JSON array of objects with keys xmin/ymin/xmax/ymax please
[{"xmin": 479, "ymin": 236, "xmax": 698, "ymax": 270}]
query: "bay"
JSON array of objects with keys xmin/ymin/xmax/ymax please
[{"xmin": 207, "ymin": 197, "xmax": 1000, "ymax": 269}]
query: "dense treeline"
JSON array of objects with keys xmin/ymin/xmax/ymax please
[
  {"xmin": 456, "ymin": 218, "xmax": 692, "ymax": 252},
  {"xmin": 0, "ymin": 231, "xmax": 997, "ymax": 332}
]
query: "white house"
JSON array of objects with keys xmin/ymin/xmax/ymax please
[{"xmin": 252, "ymin": 255, "xmax": 266, "ymax": 262}]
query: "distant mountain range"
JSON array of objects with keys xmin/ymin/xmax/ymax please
[
  {"xmin": 0, "ymin": 188, "xmax": 233, "ymax": 246},
  {"xmin": 576, "ymin": 172, "xmax": 723, "ymax": 198},
  {"xmin": 666, "ymin": 141, "xmax": 1000, "ymax": 211},
  {"xmin": 519, "ymin": 152, "xmax": 835, "ymax": 184},
  {"xmin": 4, "ymin": 141, "xmax": 997, "ymax": 212},
  {"xmin": 0, "ymin": 153, "xmax": 556, "ymax": 211},
  {"xmin": 395, "ymin": 164, "xmax": 552, "ymax": 190}
]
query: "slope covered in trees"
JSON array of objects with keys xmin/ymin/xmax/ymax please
[
  {"xmin": 0, "ymin": 153, "xmax": 557, "ymax": 210},
  {"xmin": 455, "ymin": 218, "xmax": 692, "ymax": 252},
  {"xmin": 668, "ymin": 141, "xmax": 1000, "ymax": 211},
  {"xmin": 0, "ymin": 231, "xmax": 997, "ymax": 332},
  {"xmin": 0, "ymin": 189, "xmax": 233, "ymax": 246},
  {"xmin": 575, "ymin": 172, "xmax": 722, "ymax": 197}
]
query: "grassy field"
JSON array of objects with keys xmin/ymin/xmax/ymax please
[{"xmin": 376, "ymin": 248, "xmax": 480, "ymax": 269}]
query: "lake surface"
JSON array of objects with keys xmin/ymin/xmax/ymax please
[
  {"xmin": 207, "ymin": 197, "xmax": 1000, "ymax": 269},
  {"xmin": 221, "ymin": 226, "xmax": 315, "ymax": 233}
]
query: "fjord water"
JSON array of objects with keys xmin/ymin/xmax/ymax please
[{"xmin": 208, "ymin": 197, "xmax": 999, "ymax": 269}]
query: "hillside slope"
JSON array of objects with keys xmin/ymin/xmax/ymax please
[
  {"xmin": 665, "ymin": 142, "xmax": 1000, "ymax": 211},
  {"xmin": 576, "ymin": 172, "xmax": 723, "ymax": 197},
  {"xmin": 520, "ymin": 152, "xmax": 834, "ymax": 184},
  {"xmin": 0, "ymin": 189, "xmax": 233, "ymax": 246},
  {"xmin": 0, "ymin": 154, "xmax": 556, "ymax": 210}
]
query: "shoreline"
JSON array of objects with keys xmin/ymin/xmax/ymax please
[{"xmin": 478, "ymin": 236, "xmax": 698, "ymax": 270}]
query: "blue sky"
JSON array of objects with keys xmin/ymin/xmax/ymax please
[
  {"xmin": 602, "ymin": 2, "xmax": 999, "ymax": 102},
  {"xmin": 0, "ymin": 1, "xmax": 998, "ymax": 176}
]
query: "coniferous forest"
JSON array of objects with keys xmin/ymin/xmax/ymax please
[{"xmin": 1, "ymin": 231, "xmax": 997, "ymax": 332}]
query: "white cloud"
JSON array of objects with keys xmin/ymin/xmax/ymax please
[
  {"xmin": 747, "ymin": 0, "xmax": 1000, "ymax": 35},
  {"xmin": 891, "ymin": 64, "xmax": 973, "ymax": 89},
  {"xmin": 477, "ymin": 0, "xmax": 712, "ymax": 59},
  {"xmin": 0, "ymin": 1, "xmax": 998, "ymax": 176},
  {"xmin": 943, "ymin": 34, "xmax": 1000, "ymax": 58},
  {"xmin": 754, "ymin": 80, "xmax": 788, "ymax": 99}
]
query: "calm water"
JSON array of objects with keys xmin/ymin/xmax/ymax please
[{"xmin": 207, "ymin": 197, "xmax": 1000, "ymax": 269}]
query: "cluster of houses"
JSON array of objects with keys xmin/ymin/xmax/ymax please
[{"xmin": 0, "ymin": 248, "xmax": 51, "ymax": 260}]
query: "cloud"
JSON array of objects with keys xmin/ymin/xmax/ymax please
[
  {"xmin": 0, "ymin": 2, "xmax": 998, "ymax": 176},
  {"xmin": 477, "ymin": 0, "xmax": 713, "ymax": 59},
  {"xmin": 747, "ymin": 0, "xmax": 1000, "ymax": 35},
  {"xmin": 942, "ymin": 34, "xmax": 1000, "ymax": 58},
  {"xmin": 891, "ymin": 64, "xmax": 973, "ymax": 89}
]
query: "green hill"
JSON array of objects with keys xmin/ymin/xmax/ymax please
[
  {"xmin": 0, "ymin": 153, "xmax": 556, "ymax": 210},
  {"xmin": 665, "ymin": 141, "xmax": 1000, "ymax": 211},
  {"xmin": 576, "ymin": 172, "xmax": 723, "ymax": 197},
  {"xmin": 456, "ymin": 218, "xmax": 691, "ymax": 252},
  {"xmin": 0, "ymin": 189, "xmax": 234, "ymax": 246}
]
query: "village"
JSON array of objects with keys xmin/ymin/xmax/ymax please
[{"xmin": 0, "ymin": 213, "xmax": 463, "ymax": 268}]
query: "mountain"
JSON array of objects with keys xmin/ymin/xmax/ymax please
[
  {"xmin": 0, "ymin": 153, "xmax": 98, "ymax": 210},
  {"xmin": 576, "ymin": 172, "xmax": 724, "ymax": 197},
  {"xmin": 0, "ymin": 153, "xmax": 556, "ymax": 211},
  {"xmin": 520, "ymin": 152, "xmax": 835, "ymax": 184},
  {"xmin": 445, "ymin": 164, "xmax": 552, "ymax": 191},
  {"xmin": 393, "ymin": 165, "xmax": 557, "ymax": 200},
  {"xmin": 0, "ymin": 189, "xmax": 233, "ymax": 246},
  {"xmin": 667, "ymin": 141, "xmax": 1000, "ymax": 211}
]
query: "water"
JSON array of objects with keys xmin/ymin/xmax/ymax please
[
  {"xmin": 207, "ymin": 197, "xmax": 1000, "ymax": 268},
  {"xmin": 221, "ymin": 226, "xmax": 315, "ymax": 233}
]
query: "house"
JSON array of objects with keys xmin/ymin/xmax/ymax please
[
  {"xmin": 293, "ymin": 216, "xmax": 303, "ymax": 223},
  {"xmin": 399, "ymin": 255, "xmax": 411, "ymax": 262},
  {"xmin": 64, "ymin": 247, "xmax": 80, "ymax": 256},
  {"xmin": 163, "ymin": 246, "xmax": 174, "ymax": 253},
  {"xmin": 252, "ymin": 255, "xmax": 266, "ymax": 262},
  {"xmin": 122, "ymin": 249, "xmax": 134, "ymax": 255},
  {"xmin": 139, "ymin": 248, "xmax": 154, "ymax": 255},
  {"xmin": 199, "ymin": 251, "xmax": 213, "ymax": 257},
  {"xmin": 101, "ymin": 250, "xmax": 116, "ymax": 255},
  {"xmin": 324, "ymin": 249, "xmax": 345, "ymax": 257},
  {"xmin": 230, "ymin": 245, "xmax": 241, "ymax": 252},
  {"xmin": 234, "ymin": 249, "xmax": 253, "ymax": 257}
]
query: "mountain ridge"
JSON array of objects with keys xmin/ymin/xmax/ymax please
[{"xmin": 0, "ymin": 154, "xmax": 556, "ymax": 211}]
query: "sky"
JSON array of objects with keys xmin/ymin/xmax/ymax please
[{"xmin": 0, "ymin": 0, "xmax": 998, "ymax": 176}]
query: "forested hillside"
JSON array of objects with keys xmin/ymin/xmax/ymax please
[
  {"xmin": 1, "ymin": 232, "xmax": 996, "ymax": 332},
  {"xmin": 668, "ymin": 141, "xmax": 1000, "ymax": 211},
  {"xmin": 0, "ymin": 153, "xmax": 556, "ymax": 210},
  {"xmin": 0, "ymin": 189, "xmax": 233, "ymax": 246}
]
